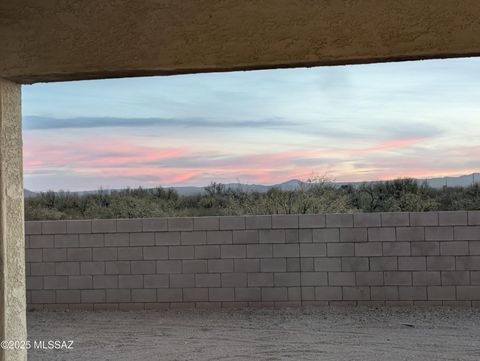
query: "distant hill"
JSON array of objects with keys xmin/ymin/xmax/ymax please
[{"xmin": 24, "ymin": 172, "xmax": 480, "ymax": 197}]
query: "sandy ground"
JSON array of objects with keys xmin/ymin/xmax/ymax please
[{"xmin": 27, "ymin": 307, "xmax": 480, "ymax": 361}]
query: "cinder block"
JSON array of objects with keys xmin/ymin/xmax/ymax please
[
  {"xmin": 339, "ymin": 228, "xmax": 367, "ymax": 243},
  {"xmin": 298, "ymin": 229, "xmax": 312, "ymax": 243},
  {"xmin": 68, "ymin": 275, "xmax": 92, "ymax": 289},
  {"xmin": 301, "ymin": 258, "xmax": 314, "ymax": 271},
  {"xmin": 271, "ymin": 215, "xmax": 298, "ymax": 229},
  {"xmin": 298, "ymin": 243, "xmax": 325, "ymax": 257},
  {"xmin": 427, "ymin": 286, "xmax": 456, "ymax": 300},
  {"xmin": 259, "ymin": 230, "xmax": 285, "ymax": 243},
  {"xmin": 195, "ymin": 273, "xmax": 221, "ymax": 287},
  {"xmin": 235, "ymin": 287, "xmax": 261, "ymax": 301},
  {"xmin": 328, "ymin": 272, "xmax": 355, "ymax": 286},
  {"xmin": 398, "ymin": 257, "xmax": 426, "ymax": 271},
  {"xmin": 468, "ymin": 211, "xmax": 480, "ymax": 225},
  {"xmin": 156, "ymin": 289, "xmax": 182, "ymax": 302},
  {"xmin": 79, "ymin": 234, "xmax": 104, "ymax": 247},
  {"xmin": 248, "ymin": 273, "xmax": 273, "ymax": 287},
  {"xmin": 286, "ymin": 258, "xmax": 300, "ymax": 272},
  {"xmin": 454, "ymin": 226, "xmax": 480, "ymax": 241},
  {"xmin": 67, "ymin": 220, "xmax": 92, "ymax": 234},
  {"xmin": 182, "ymin": 260, "xmax": 207, "ymax": 273},
  {"xmin": 155, "ymin": 232, "xmax": 181, "ymax": 245},
  {"xmin": 426, "ymin": 256, "xmax": 455, "ymax": 271},
  {"xmin": 92, "ymin": 247, "xmax": 117, "ymax": 261},
  {"xmin": 234, "ymin": 259, "xmax": 260, "ymax": 273},
  {"xmin": 81, "ymin": 290, "xmax": 105, "ymax": 303},
  {"xmin": 314, "ymin": 257, "xmax": 341, "ymax": 271},
  {"xmin": 470, "ymin": 241, "xmax": 480, "ymax": 255},
  {"xmin": 356, "ymin": 272, "xmax": 383, "ymax": 286},
  {"xmin": 440, "ymin": 241, "xmax": 469, "ymax": 256},
  {"xmin": 26, "ymin": 249, "xmax": 42, "ymax": 263},
  {"xmin": 353, "ymin": 213, "xmax": 381, "ymax": 227},
  {"xmin": 247, "ymin": 244, "xmax": 272, "ymax": 258},
  {"xmin": 167, "ymin": 217, "xmax": 194, "ymax": 231},
  {"xmin": 368, "ymin": 228, "xmax": 396, "ymax": 242},
  {"xmin": 183, "ymin": 288, "xmax": 209, "ymax": 301},
  {"xmin": 169, "ymin": 246, "xmax": 194, "ymax": 259},
  {"xmin": 456, "ymin": 256, "xmax": 480, "ymax": 270},
  {"xmin": 439, "ymin": 211, "xmax": 468, "ymax": 226},
  {"xmin": 130, "ymin": 232, "xmax": 155, "ymax": 246},
  {"xmin": 326, "ymin": 214, "xmax": 353, "ymax": 228},
  {"xmin": 141, "ymin": 218, "xmax": 167, "ymax": 232},
  {"xmin": 118, "ymin": 275, "xmax": 143, "ymax": 288},
  {"xmin": 341, "ymin": 257, "xmax": 369, "ymax": 271},
  {"xmin": 399, "ymin": 286, "xmax": 427, "ymax": 300},
  {"xmin": 43, "ymin": 276, "xmax": 68, "ymax": 289},
  {"xmin": 43, "ymin": 248, "xmax": 67, "ymax": 262},
  {"xmin": 194, "ymin": 245, "xmax": 220, "ymax": 259},
  {"xmin": 287, "ymin": 287, "xmax": 301, "ymax": 301},
  {"xmin": 300, "ymin": 287, "xmax": 315, "ymax": 300},
  {"xmin": 56, "ymin": 290, "xmax": 81, "ymax": 304},
  {"xmin": 54, "ymin": 234, "xmax": 79, "ymax": 248},
  {"xmin": 206, "ymin": 230, "xmax": 234, "ymax": 246},
  {"xmin": 233, "ymin": 230, "xmax": 258, "ymax": 244},
  {"xmin": 441, "ymin": 271, "xmax": 469, "ymax": 285},
  {"xmin": 343, "ymin": 287, "xmax": 370, "ymax": 300},
  {"xmin": 118, "ymin": 247, "xmax": 142, "ymax": 260},
  {"xmin": 274, "ymin": 244, "xmax": 299, "ymax": 258},
  {"xmin": 117, "ymin": 219, "xmax": 142, "ymax": 232},
  {"xmin": 381, "ymin": 212, "xmax": 409, "ymax": 226},
  {"xmin": 156, "ymin": 260, "xmax": 182, "ymax": 274},
  {"xmin": 131, "ymin": 261, "xmax": 155, "ymax": 274},
  {"xmin": 25, "ymin": 221, "xmax": 42, "ymax": 235},
  {"xmin": 261, "ymin": 258, "xmax": 286, "ymax": 272},
  {"xmin": 143, "ymin": 246, "xmax": 168, "ymax": 260},
  {"xmin": 396, "ymin": 227, "xmax": 425, "ymax": 241},
  {"xmin": 412, "ymin": 271, "xmax": 440, "ymax": 286},
  {"xmin": 371, "ymin": 286, "xmax": 398, "ymax": 300},
  {"xmin": 301, "ymin": 272, "xmax": 327, "ymax": 286},
  {"xmin": 67, "ymin": 248, "xmax": 91, "ymax": 261},
  {"xmin": 170, "ymin": 274, "xmax": 194, "ymax": 288},
  {"xmin": 355, "ymin": 242, "xmax": 382, "ymax": 256},
  {"xmin": 370, "ymin": 257, "xmax": 397, "ymax": 271},
  {"xmin": 314, "ymin": 286, "xmax": 342, "ymax": 300},
  {"xmin": 221, "ymin": 273, "xmax": 247, "ymax": 287},
  {"xmin": 285, "ymin": 230, "xmax": 298, "ymax": 244},
  {"xmin": 181, "ymin": 231, "xmax": 207, "ymax": 245},
  {"xmin": 31, "ymin": 290, "xmax": 55, "ymax": 304},
  {"xmin": 132, "ymin": 289, "xmax": 156, "ymax": 302},
  {"xmin": 80, "ymin": 262, "xmax": 104, "ymax": 275},
  {"xmin": 42, "ymin": 221, "xmax": 67, "ymax": 234},
  {"xmin": 30, "ymin": 235, "xmax": 54, "ymax": 248},
  {"xmin": 274, "ymin": 272, "xmax": 300, "ymax": 286},
  {"xmin": 411, "ymin": 242, "xmax": 439, "ymax": 256},
  {"xmin": 327, "ymin": 243, "xmax": 353, "ymax": 257},
  {"xmin": 299, "ymin": 214, "xmax": 326, "ymax": 228},
  {"xmin": 410, "ymin": 212, "xmax": 438, "ymax": 226},
  {"xmin": 457, "ymin": 286, "xmax": 480, "ymax": 300},
  {"xmin": 425, "ymin": 226, "xmax": 454, "ymax": 241},
  {"xmin": 144, "ymin": 274, "xmax": 169, "ymax": 288},
  {"xmin": 106, "ymin": 289, "xmax": 131, "ymax": 302},
  {"xmin": 244, "ymin": 215, "xmax": 271, "ymax": 230},
  {"xmin": 219, "ymin": 216, "xmax": 245, "ymax": 230},
  {"xmin": 312, "ymin": 228, "xmax": 339, "ymax": 243},
  {"xmin": 384, "ymin": 271, "xmax": 411, "ymax": 286},
  {"xmin": 262, "ymin": 287, "xmax": 288, "ymax": 301},
  {"xmin": 220, "ymin": 245, "xmax": 246, "ymax": 258},
  {"xmin": 93, "ymin": 275, "xmax": 118, "ymax": 288},
  {"xmin": 92, "ymin": 219, "xmax": 116, "ymax": 233},
  {"xmin": 208, "ymin": 288, "xmax": 234, "ymax": 301},
  {"xmin": 382, "ymin": 242, "xmax": 410, "ymax": 256},
  {"xmin": 208, "ymin": 259, "xmax": 233, "ymax": 273}
]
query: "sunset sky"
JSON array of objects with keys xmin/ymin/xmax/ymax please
[{"xmin": 22, "ymin": 57, "xmax": 480, "ymax": 191}]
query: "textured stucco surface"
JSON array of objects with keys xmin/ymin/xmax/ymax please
[
  {"xmin": 2, "ymin": 0, "xmax": 480, "ymax": 83},
  {"xmin": 0, "ymin": 79, "xmax": 26, "ymax": 361}
]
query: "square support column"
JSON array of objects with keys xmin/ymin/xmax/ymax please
[{"xmin": 0, "ymin": 78, "xmax": 26, "ymax": 361}]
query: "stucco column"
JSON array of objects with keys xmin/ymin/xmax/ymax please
[{"xmin": 0, "ymin": 78, "xmax": 26, "ymax": 361}]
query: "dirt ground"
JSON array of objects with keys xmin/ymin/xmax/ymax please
[{"xmin": 27, "ymin": 307, "xmax": 480, "ymax": 361}]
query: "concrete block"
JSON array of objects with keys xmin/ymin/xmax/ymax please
[
  {"xmin": 353, "ymin": 213, "xmax": 380, "ymax": 227},
  {"xmin": 398, "ymin": 257, "xmax": 426, "ymax": 271},
  {"xmin": 156, "ymin": 260, "xmax": 182, "ymax": 274},
  {"xmin": 235, "ymin": 287, "xmax": 261, "ymax": 302},
  {"xmin": 31, "ymin": 290, "xmax": 56, "ymax": 304},
  {"xmin": 221, "ymin": 273, "xmax": 247, "ymax": 287},
  {"xmin": 299, "ymin": 243, "xmax": 326, "ymax": 257},
  {"xmin": 275, "ymin": 272, "xmax": 300, "ymax": 286},
  {"xmin": 439, "ymin": 211, "xmax": 468, "ymax": 226},
  {"xmin": 130, "ymin": 232, "xmax": 155, "ymax": 246},
  {"xmin": 144, "ymin": 274, "xmax": 169, "ymax": 288},
  {"xmin": 140, "ymin": 218, "xmax": 167, "ymax": 232},
  {"xmin": 54, "ymin": 234, "xmax": 79, "ymax": 248},
  {"xmin": 260, "ymin": 258, "xmax": 286, "ymax": 272},
  {"xmin": 132, "ymin": 289, "xmax": 156, "ymax": 302},
  {"xmin": 167, "ymin": 217, "xmax": 194, "ymax": 231},
  {"xmin": 355, "ymin": 242, "xmax": 382, "ymax": 256},
  {"xmin": 118, "ymin": 275, "xmax": 143, "ymax": 288},
  {"xmin": 339, "ymin": 228, "xmax": 367, "ymax": 243},
  {"xmin": 301, "ymin": 272, "xmax": 327, "ymax": 286},
  {"xmin": 312, "ymin": 228, "xmax": 339, "ymax": 243},
  {"xmin": 68, "ymin": 275, "xmax": 92, "ymax": 289},
  {"xmin": 248, "ymin": 273, "xmax": 273, "ymax": 287},
  {"xmin": 26, "ymin": 249, "xmax": 42, "ymax": 263},
  {"xmin": 343, "ymin": 287, "xmax": 370, "ymax": 300},
  {"xmin": 341, "ymin": 257, "xmax": 369, "ymax": 271},
  {"xmin": 92, "ymin": 247, "xmax": 117, "ymax": 261},
  {"xmin": 287, "ymin": 287, "xmax": 302, "ymax": 301},
  {"xmin": 272, "ymin": 214, "xmax": 298, "ymax": 229},
  {"xmin": 106, "ymin": 289, "xmax": 131, "ymax": 303},
  {"xmin": 219, "ymin": 216, "xmax": 245, "ymax": 230},
  {"xmin": 42, "ymin": 221, "xmax": 67, "ymax": 234},
  {"xmin": 426, "ymin": 256, "xmax": 455, "ymax": 271},
  {"xmin": 412, "ymin": 271, "xmax": 440, "ymax": 286},
  {"xmin": 427, "ymin": 286, "xmax": 456, "ymax": 300},
  {"xmin": 411, "ymin": 242, "xmax": 439, "ymax": 256},
  {"xmin": 327, "ymin": 243, "xmax": 353, "ymax": 257},
  {"xmin": 456, "ymin": 256, "xmax": 480, "ymax": 270},
  {"xmin": 67, "ymin": 248, "xmax": 92, "ymax": 261},
  {"xmin": 457, "ymin": 286, "xmax": 480, "ymax": 300},
  {"xmin": 300, "ymin": 287, "xmax": 315, "ymax": 300},
  {"xmin": 326, "ymin": 214, "xmax": 353, "ymax": 228},
  {"xmin": 259, "ymin": 229, "xmax": 285, "ymax": 243},
  {"xmin": 155, "ymin": 231, "xmax": 181, "ymax": 245},
  {"xmin": 182, "ymin": 260, "xmax": 207, "ymax": 273},
  {"xmin": 131, "ymin": 261, "xmax": 156, "ymax": 274},
  {"xmin": 371, "ymin": 286, "xmax": 398, "ymax": 300},
  {"xmin": 274, "ymin": 244, "xmax": 300, "ymax": 257},
  {"xmin": 384, "ymin": 271, "xmax": 411, "ymax": 286},
  {"xmin": 410, "ymin": 212, "xmax": 438, "ymax": 226},
  {"xmin": 170, "ymin": 274, "xmax": 194, "ymax": 288},
  {"xmin": 67, "ymin": 220, "xmax": 92, "ymax": 234},
  {"xmin": 209, "ymin": 288, "xmax": 234, "ymax": 301},
  {"xmin": 79, "ymin": 233, "xmax": 104, "ymax": 247},
  {"xmin": 81, "ymin": 290, "xmax": 106, "ymax": 303},
  {"xmin": 301, "ymin": 258, "xmax": 314, "ymax": 271},
  {"xmin": 208, "ymin": 259, "xmax": 234, "ymax": 273},
  {"xmin": 194, "ymin": 245, "xmax": 220, "ymax": 259},
  {"xmin": 247, "ymin": 244, "xmax": 272, "ymax": 258},
  {"xmin": 425, "ymin": 226, "xmax": 454, "ymax": 241},
  {"xmin": 220, "ymin": 245, "xmax": 246, "ymax": 258},
  {"xmin": 80, "ymin": 262, "xmax": 104, "ymax": 275},
  {"xmin": 234, "ymin": 259, "xmax": 260, "ymax": 273},
  {"xmin": 43, "ymin": 276, "xmax": 68, "ymax": 289},
  {"xmin": 368, "ymin": 227, "xmax": 396, "ymax": 242},
  {"xmin": 468, "ymin": 211, "xmax": 480, "ymax": 225},
  {"xmin": 261, "ymin": 288, "xmax": 288, "ymax": 301},
  {"xmin": 233, "ymin": 230, "xmax": 258, "ymax": 244},
  {"xmin": 381, "ymin": 212, "xmax": 409, "ymax": 226},
  {"xmin": 356, "ymin": 272, "xmax": 383, "ymax": 286},
  {"xmin": 314, "ymin": 287, "xmax": 342, "ymax": 300},
  {"xmin": 382, "ymin": 242, "xmax": 410, "ymax": 256},
  {"xmin": 328, "ymin": 272, "xmax": 355, "ymax": 286},
  {"xmin": 441, "ymin": 271, "xmax": 469, "ymax": 285},
  {"xmin": 195, "ymin": 274, "xmax": 221, "ymax": 287},
  {"xmin": 92, "ymin": 219, "xmax": 116, "ymax": 233},
  {"xmin": 286, "ymin": 258, "xmax": 301, "ymax": 272},
  {"xmin": 25, "ymin": 221, "xmax": 42, "ymax": 235},
  {"xmin": 30, "ymin": 235, "xmax": 54, "ymax": 248},
  {"xmin": 299, "ymin": 214, "xmax": 326, "ymax": 228},
  {"xmin": 116, "ymin": 219, "xmax": 142, "ymax": 232},
  {"xmin": 156, "ymin": 289, "xmax": 182, "ymax": 302},
  {"xmin": 118, "ymin": 247, "xmax": 143, "ymax": 260},
  {"xmin": 298, "ymin": 229, "xmax": 312, "ymax": 243},
  {"xmin": 396, "ymin": 227, "xmax": 425, "ymax": 241},
  {"xmin": 169, "ymin": 246, "xmax": 194, "ymax": 259},
  {"xmin": 93, "ymin": 275, "xmax": 118, "ymax": 288},
  {"xmin": 43, "ymin": 248, "xmax": 67, "ymax": 262},
  {"xmin": 183, "ymin": 288, "xmax": 209, "ymax": 302},
  {"xmin": 399, "ymin": 286, "xmax": 427, "ymax": 300},
  {"xmin": 245, "ymin": 215, "xmax": 271, "ymax": 229},
  {"xmin": 454, "ymin": 226, "xmax": 480, "ymax": 241},
  {"xmin": 285, "ymin": 229, "xmax": 298, "ymax": 243},
  {"xmin": 440, "ymin": 241, "xmax": 469, "ymax": 256},
  {"xmin": 206, "ymin": 230, "xmax": 234, "ymax": 245},
  {"xmin": 370, "ymin": 257, "xmax": 397, "ymax": 271},
  {"xmin": 470, "ymin": 241, "xmax": 480, "ymax": 255},
  {"xmin": 314, "ymin": 257, "xmax": 341, "ymax": 271},
  {"xmin": 143, "ymin": 246, "xmax": 169, "ymax": 260},
  {"xmin": 56, "ymin": 290, "xmax": 81, "ymax": 304},
  {"xmin": 181, "ymin": 231, "xmax": 207, "ymax": 245}
]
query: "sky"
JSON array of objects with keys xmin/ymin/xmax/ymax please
[{"xmin": 22, "ymin": 57, "xmax": 480, "ymax": 191}]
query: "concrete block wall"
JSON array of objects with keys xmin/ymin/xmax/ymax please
[{"xmin": 25, "ymin": 211, "xmax": 480, "ymax": 310}]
